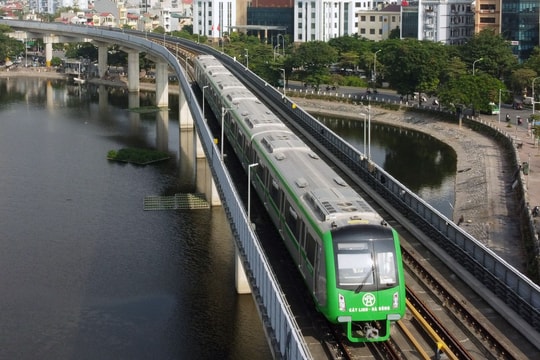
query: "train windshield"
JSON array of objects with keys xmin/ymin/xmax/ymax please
[
  {"xmin": 333, "ymin": 228, "xmax": 398, "ymax": 291},
  {"xmin": 336, "ymin": 243, "xmax": 374, "ymax": 287}
]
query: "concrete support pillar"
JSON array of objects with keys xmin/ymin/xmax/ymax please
[
  {"xmin": 98, "ymin": 46, "xmax": 108, "ymax": 78},
  {"xmin": 179, "ymin": 89, "xmax": 193, "ymax": 129},
  {"xmin": 196, "ymin": 131, "xmax": 205, "ymax": 159},
  {"xmin": 45, "ymin": 42, "xmax": 53, "ymax": 67},
  {"xmin": 235, "ymin": 247, "xmax": 251, "ymax": 294},
  {"xmin": 155, "ymin": 62, "xmax": 169, "ymax": 108},
  {"xmin": 127, "ymin": 51, "xmax": 140, "ymax": 93}
]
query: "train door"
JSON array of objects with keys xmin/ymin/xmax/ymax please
[{"xmin": 298, "ymin": 225, "xmax": 308, "ymax": 279}]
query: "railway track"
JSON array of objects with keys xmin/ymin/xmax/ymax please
[{"xmin": 128, "ymin": 36, "xmax": 538, "ymax": 359}]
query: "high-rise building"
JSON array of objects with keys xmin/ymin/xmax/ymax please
[
  {"xmin": 501, "ymin": 0, "xmax": 539, "ymax": 61},
  {"xmin": 193, "ymin": 0, "xmax": 237, "ymax": 41}
]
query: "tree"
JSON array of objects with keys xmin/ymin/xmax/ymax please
[
  {"xmin": 438, "ymin": 73, "xmax": 504, "ymax": 114},
  {"xmin": 380, "ymin": 39, "xmax": 448, "ymax": 100},
  {"xmin": 0, "ymin": 31, "xmax": 24, "ymax": 62},
  {"xmin": 523, "ymin": 47, "xmax": 540, "ymax": 75},
  {"xmin": 459, "ymin": 29, "xmax": 517, "ymax": 79},
  {"xmin": 292, "ymin": 41, "xmax": 338, "ymax": 88},
  {"xmin": 508, "ymin": 68, "xmax": 538, "ymax": 98}
]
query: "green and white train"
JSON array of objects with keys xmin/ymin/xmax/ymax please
[{"xmin": 195, "ymin": 55, "xmax": 406, "ymax": 342}]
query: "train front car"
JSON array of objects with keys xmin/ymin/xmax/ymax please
[{"xmin": 324, "ymin": 222, "xmax": 405, "ymax": 342}]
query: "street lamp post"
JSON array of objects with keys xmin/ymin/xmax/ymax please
[
  {"xmin": 244, "ymin": 48, "xmax": 249, "ymax": 69},
  {"xmin": 473, "ymin": 57, "xmax": 483, "ymax": 75},
  {"xmin": 498, "ymin": 88, "xmax": 502, "ymax": 123},
  {"xmin": 280, "ymin": 68, "xmax": 286, "ymax": 97},
  {"xmin": 360, "ymin": 113, "xmax": 367, "ymax": 156},
  {"xmin": 532, "ymin": 77, "xmax": 540, "ymax": 114},
  {"xmin": 202, "ymin": 85, "xmax": 209, "ymax": 121},
  {"xmin": 248, "ymin": 163, "xmax": 259, "ymax": 227},
  {"xmin": 274, "ymin": 45, "xmax": 279, "ymax": 61},
  {"xmin": 277, "ymin": 34, "xmax": 285, "ymax": 55},
  {"xmin": 368, "ymin": 105, "xmax": 372, "ymax": 160},
  {"xmin": 373, "ymin": 49, "xmax": 381, "ymax": 88}
]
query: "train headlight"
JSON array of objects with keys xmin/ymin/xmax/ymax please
[
  {"xmin": 392, "ymin": 292, "xmax": 399, "ymax": 309},
  {"xmin": 338, "ymin": 293, "xmax": 346, "ymax": 312}
]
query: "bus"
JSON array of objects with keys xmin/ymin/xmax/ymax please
[{"xmin": 488, "ymin": 102, "xmax": 500, "ymax": 115}]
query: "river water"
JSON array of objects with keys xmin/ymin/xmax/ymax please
[
  {"xmin": 0, "ymin": 78, "xmax": 271, "ymax": 360},
  {"xmin": 0, "ymin": 77, "xmax": 456, "ymax": 359}
]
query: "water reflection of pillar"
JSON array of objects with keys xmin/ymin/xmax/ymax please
[
  {"xmin": 156, "ymin": 110, "xmax": 169, "ymax": 153},
  {"xmin": 98, "ymin": 85, "xmax": 108, "ymax": 113},
  {"xmin": 128, "ymin": 92, "xmax": 140, "ymax": 130},
  {"xmin": 46, "ymin": 80, "xmax": 53, "ymax": 110}
]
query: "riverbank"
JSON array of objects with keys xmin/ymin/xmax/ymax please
[{"xmin": 0, "ymin": 67, "xmax": 67, "ymax": 79}]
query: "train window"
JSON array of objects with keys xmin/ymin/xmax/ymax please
[
  {"xmin": 336, "ymin": 252, "xmax": 373, "ymax": 286},
  {"xmin": 269, "ymin": 178, "xmax": 280, "ymax": 207},
  {"xmin": 315, "ymin": 249, "xmax": 327, "ymax": 306},
  {"xmin": 376, "ymin": 252, "xmax": 396, "ymax": 285},
  {"xmin": 338, "ymin": 242, "xmax": 368, "ymax": 251},
  {"xmin": 285, "ymin": 205, "xmax": 300, "ymax": 239},
  {"xmin": 373, "ymin": 240, "xmax": 398, "ymax": 285},
  {"xmin": 305, "ymin": 233, "xmax": 317, "ymax": 266}
]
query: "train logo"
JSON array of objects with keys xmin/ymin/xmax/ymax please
[{"xmin": 362, "ymin": 293, "xmax": 376, "ymax": 307}]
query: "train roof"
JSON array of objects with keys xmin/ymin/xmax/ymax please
[
  {"xmin": 195, "ymin": 55, "xmax": 384, "ymax": 230},
  {"xmin": 254, "ymin": 130, "xmax": 385, "ymax": 229}
]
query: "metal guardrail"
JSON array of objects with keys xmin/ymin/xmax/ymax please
[{"xmin": 0, "ymin": 20, "xmax": 312, "ymax": 360}]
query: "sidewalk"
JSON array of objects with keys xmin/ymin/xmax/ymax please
[{"xmin": 290, "ymin": 97, "xmax": 528, "ymax": 272}]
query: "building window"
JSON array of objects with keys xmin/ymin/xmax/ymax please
[
  {"xmin": 370, "ymin": 16, "xmax": 375, "ymax": 22},
  {"xmin": 361, "ymin": 15, "xmax": 365, "ymax": 21},
  {"xmin": 370, "ymin": 28, "xmax": 375, "ymax": 34},
  {"xmin": 360, "ymin": 28, "xmax": 365, "ymax": 34},
  {"xmin": 479, "ymin": 17, "xmax": 496, "ymax": 23}
]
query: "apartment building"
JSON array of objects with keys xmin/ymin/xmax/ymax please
[
  {"xmin": 193, "ymin": 0, "xmax": 237, "ymax": 40},
  {"xmin": 293, "ymin": 0, "xmax": 385, "ymax": 42},
  {"xmin": 357, "ymin": 4, "xmax": 400, "ymax": 41}
]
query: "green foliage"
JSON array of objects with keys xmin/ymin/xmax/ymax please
[
  {"xmin": 107, "ymin": 148, "xmax": 170, "ymax": 165},
  {"xmin": 292, "ymin": 41, "xmax": 338, "ymax": 87},
  {"xmin": 153, "ymin": 26, "xmax": 166, "ymax": 34},
  {"xmin": 380, "ymin": 39, "xmax": 448, "ymax": 98},
  {"xmin": 438, "ymin": 73, "xmax": 504, "ymax": 113},
  {"xmin": 458, "ymin": 29, "xmax": 518, "ymax": 79},
  {"xmin": 50, "ymin": 56, "xmax": 62, "ymax": 67},
  {"xmin": 523, "ymin": 47, "xmax": 540, "ymax": 74},
  {"xmin": 64, "ymin": 42, "xmax": 98, "ymax": 61},
  {"xmin": 0, "ymin": 32, "xmax": 24, "ymax": 62},
  {"xmin": 508, "ymin": 68, "xmax": 538, "ymax": 97}
]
